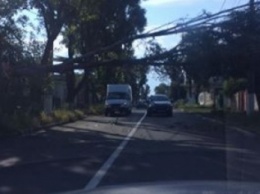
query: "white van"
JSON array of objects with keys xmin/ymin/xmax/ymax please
[{"xmin": 105, "ymin": 84, "xmax": 132, "ymax": 116}]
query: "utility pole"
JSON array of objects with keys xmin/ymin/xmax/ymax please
[{"xmin": 246, "ymin": 0, "xmax": 256, "ymax": 115}]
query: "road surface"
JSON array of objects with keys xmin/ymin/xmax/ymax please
[{"xmin": 0, "ymin": 109, "xmax": 260, "ymax": 194}]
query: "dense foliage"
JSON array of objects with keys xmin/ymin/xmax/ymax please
[
  {"xmin": 1, "ymin": 1, "xmax": 260, "ymax": 134},
  {"xmin": 159, "ymin": 5, "xmax": 260, "ymax": 105},
  {"xmin": 0, "ymin": 0, "xmax": 148, "ymax": 133}
]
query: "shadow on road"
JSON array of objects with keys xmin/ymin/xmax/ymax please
[
  {"xmin": 0, "ymin": 123, "xmax": 129, "ymax": 193},
  {"xmin": 0, "ymin": 112, "xmax": 259, "ymax": 194},
  {"xmin": 101, "ymin": 112, "xmax": 260, "ymax": 186}
]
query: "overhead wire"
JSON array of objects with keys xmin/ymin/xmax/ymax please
[
  {"xmin": 51, "ymin": 1, "xmax": 252, "ymax": 61},
  {"xmin": 237, "ymin": 0, "xmax": 242, "ymax": 6},
  {"xmin": 81, "ymin": 2, "xmax": 252, "ymax": 61},
  {"xmin": 132, "ymin": 17, "xmax": 187, "ymax": 50},
  {"xmin": 21, "ymin": 1, "xmax": 260, "ymax": 73},
  {"xmin": 128, "ymin": 3, "xmax": 252, "ymax": 41},
  {"xmin": 220, "ymin": 0, "xmax": 228, "ymax": 11}
]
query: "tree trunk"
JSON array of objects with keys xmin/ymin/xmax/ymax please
[
  {"xmin": 41, "ymin": 37, "xmax": 55, "ymax": 113},
  {"xmin": 84, "ymin": 70, "xmax": 90, "ymax": 108},
  {"xmin": 41, "ymin": 39, "xmax": 54, "ymax": 66},
  {"xmin": 255, "ymin": 72, "xmax": 260, "ymax": 111},
  {"xmin": 91, "ymin": 81, "xmax": 99, "ymax": 104},
  {"xmin": 66, "ymin": 71, "xmax": 75, "ymax": 104},
  {"xmin": 66, "ymin": 34, "xmax": 75, "ymax": 105},
  {"xmin": 188, "ymin": 78, "xmax": 192, "ymax": 99},
  {"xmin": 195, "ymin": 84, "xmax": 200, "ymax": 104},
  {"xmin": 72, "ymin": 73, "xmax": 87, "ymax": 101}
]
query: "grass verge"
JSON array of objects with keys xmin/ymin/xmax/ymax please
[
  {"xmin": 0, "ymin": 109, "xmax": 85, "ymax": 138},
  {"xmin": 86, "ymin": 104, "xmax": 105, "ymax": 115},
  {"xmin": 176, "ymin": 103, "xmax": 259, "ymax": 133},
  {"xmin": 178, "ymin": 104, "xmax": 212, "ymax": 113}
]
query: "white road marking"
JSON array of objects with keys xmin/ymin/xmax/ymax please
[{"xmin": 84, "ymin": 113, "xmax": 147, "ymax": 191}]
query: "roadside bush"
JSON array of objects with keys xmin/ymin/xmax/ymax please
[
  {"xmin": 32, "ymin": 117, "xmax": 41, "ymax": 128},
  {"xmin": 53, "ymin": 109, "xmax": 84, "ymax": 123},
  {"xmin": 53, "ymin": 110, "xmax": 70, "ymax": 123},
  {"xmin": 39, "ymin": 112, "xmax": 53, "ymax": 125},
  {"xmin": 223, "ymin": 78, "xmax": 248, "ymax": 97},
  {"xmin": 87, "ymin": 104, "xmax": 104, "ymax": 115},
  {"xmin": 17, "ymin": 113, "xmax": 34, "ymax": 130},
  {"xmin": 0, "ymin": 113, "xmax": 34, "ymax": 135},
  {"xmin": 174, "ymin": 99, "xmax": 186, "ymax": 108},
  {"xmin": 0, "ymin": 109, "xmax": 85, "ymax": 137},
  {"xmin": 74, "ymin": 109, "xmax": 85, "ymax": 119},
  {"xmin": 67, "ymin": 111, "xmax": 77, "ymax": 122}
]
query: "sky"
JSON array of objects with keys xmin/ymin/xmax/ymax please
[{"xmin": 140, "ymin": 0, "xmax": 248, "ymax": 94}]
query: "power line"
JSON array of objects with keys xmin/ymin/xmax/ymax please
[
  {"xmin": 236, "ymin": 0, "xmax": 242, "ymax": 6},
  {"xmin": 134, "ymin": 18, "xmax": 184, "ymax": 52},
  {"xmin": 18, "ymin": 1, "xmax": 260, "ymax": 74},
  {"xmin": 220, "ymin": 0, "xmax": 227, "ymax": 11},
  {"xmin": 133, "ymin": 2, "xmax": 253, "ymax": 40},
  {"xmin": 145, "ymin": 19, "xmax": 181, "ymax": 34},
  {"xmin": 84, "ymin": 2, "xmax": 254, "ymax": 61},
  {"xmin": 57, "ymin": 1, "xmax": 255, "ymax": 60}
]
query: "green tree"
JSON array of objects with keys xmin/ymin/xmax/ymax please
[
  {"xmin": 0, "ymin": 0, "xmax": 27, "ymax": 60},
  {"xmin": 29, "ymin": 0, "xmax": 77, "ymax": 66},
  {"xmin": 180, "ymin": 27, "xmax": 222, "ymax": 88},
  {"xmin": 223, "ymin": 78, "xmax": 248, "ymax": 97},
  {"xmin": 219, "ymin": 8, "xmax": 260, "ymax": 105},
  {"xmin": 60, "ymin": 0, "xmax": 147, "ymax": 105},
  {"xmin": 140, "ymin": 84, "xmax": 150, "ymax": 99},
  {"xmin": 168, "ymin": 82, "xmax": 186, "ymax": 102},
  {"xmin": 0, "ymin": 0, "xmax": 29, "ymax": 115},
  {"xmin": 154, "ymin": 83, "xmax": 170, "ymax": 96},
  {"xmin": 157, "ymin": 7, "xmax": 260, "ymax": 107}
]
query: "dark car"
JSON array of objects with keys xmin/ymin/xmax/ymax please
[{"xmin": 147, "ymin": 94, "xmax": 173, "ymax": 117}]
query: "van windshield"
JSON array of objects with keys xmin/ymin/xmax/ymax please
[{"xmin": 107, "ymin": 92, "xmax": 129, "ymax": 100}]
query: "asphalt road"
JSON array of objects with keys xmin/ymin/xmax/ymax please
[{"xmin": 0, "ymin": 109, "xmax": 260, "ymax": 194}]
